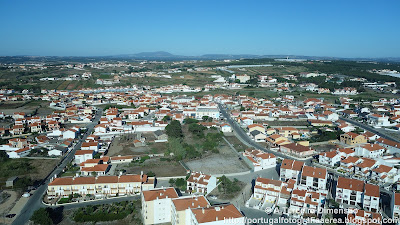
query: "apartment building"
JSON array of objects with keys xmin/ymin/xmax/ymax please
[
  {"xmin": 335, "ymin": 177, "xmax": 364, "ymax": 207},
  {"xmin": 47, "ymin": 174, "xmax": 154, "ymax": 198},
  {"xmin": 280, "ymin": 159, "xmax": 304, "ymax": 182},
  {"xmin": 171, "ymin": 196, "xmax": 210, "ymax": 225},
  {"xmin": 142, "ymin": 187, "xmax": 179, "ymax": 225},
  {"xmin": 363, "ymin": 183, "xmax": 380, "ymax": 213},
  {"xmin": 189, "ymin": 204, "xmax": 245, "ymax": 225},
  {"xmin": 299, "ymin": 166, "xmax": 327, "ymax": 190}
]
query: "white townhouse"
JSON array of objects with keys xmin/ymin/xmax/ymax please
[
  {"xmin": 299, "ymin": 166, "xmax": 327, "ymax": 191},
  {"xmin": 243, "ymin": 149, "xmax": 276, "ymax": 171},
  {"xmin": 319, "ymin": 150, "xmax": 341, "ymax": 167},
  {"xmin": 335, "ymin": 177, "xmax": 364, "ymax": 207},
  {"xmin": 74, "ymin": 150, "xmax": 93, "ymax": 164},
  {"xmin": 280, "ymin": 159, "xmax": 304, "ymax": 183},
  {"xmin": 355, "ymin": 144, "xmax": 386, "ymax": 158},
  {"xmin": 186, "ymin": 172, "xmax": 217, "ymax": 195},
  {"xmin": 171, "ymin": 196, "xmax": 210, "ymax": 225},
  {"xmin": 363, "ymin": 183, "xmax": 380, "ymax": 213}
]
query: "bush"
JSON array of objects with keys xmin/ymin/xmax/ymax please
[{"xmin": 31, "ymin": 208, "xmax": 52, "ymax": 225}]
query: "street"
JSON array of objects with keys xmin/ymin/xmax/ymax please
[
  {"xmin": 12, "ymin": 108, "xmax": 103, "ymax": 225},
  {"xmin": 218, "ymin": 104, "xmax": 312, "ymax": 165}
]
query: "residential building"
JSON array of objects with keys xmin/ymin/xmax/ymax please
[
  {"xmin": 299, "ymin": 166, "xmax": 327, "ymax": 190},
  {"xmin": 335, "ymin": 177, "xmax": 364, "ymax": 207},
  {"xmin": 187, "ymin": 172, "xmax": 217, "ymax": 194},
  {"xmin": 141, "ymin": 187, "xmax": 179, "ymax": 225},
  {"xmin": 280, "ymin": 159, "xmax": 304, "ymax": 182},
  {"xmin": 340, "ymin": 132, "xmax": 367, "ymax": 145}
]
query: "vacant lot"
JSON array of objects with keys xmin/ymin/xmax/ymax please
[
  {"xmin": 267, "ymin": 120, "xmax": 309, "ymax": 127},
  {"xmin": 107, "ymin": 135, "xmax": 168, "ymax": 157},
  {"xmin": 0, "ymin": 100, "xmax": 50, "ymax": 116},
  {"xmin": 185, "ymin": 143, "xmax": 250, "ymax": 175},
  {"xmin": 0, "ymin": 158, "xmax": 59, "ymax": 189},
  {"xmin": 118, "ymin": 158, "xmax": 186, "ymax": 177}
]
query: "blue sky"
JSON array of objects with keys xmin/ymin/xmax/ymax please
[{"xmin": 0, "ymin": 0, "xmax": 399, "ymax": 57}]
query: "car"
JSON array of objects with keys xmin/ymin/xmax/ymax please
[{"xmin": 6, "ymin": 214, "xmax": 16, "ymax": 218}]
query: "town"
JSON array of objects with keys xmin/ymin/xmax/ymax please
[{"xmin": 0, "ymin": 56, "xmax": 399, "ymax": 225}]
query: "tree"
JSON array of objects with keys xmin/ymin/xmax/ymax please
[
  {"xmin": 188, "ymin": 123, "xmax": 206, "ymax": 137},
  {"xmin": 162, "ymin": 115, "xmax": 171, "ymax": 122},
  {"xmin": 169, "ymin": 178, "xmax": 175, "ymax": 186},
  {"xmin": 0, "ymin": 150, "xmax": 9, "ymax": 162},
  {"xmin": 165, "ymin": 120, "xmax": 183, "ymax": 138},
  {"xmin": 183, "ymin": 118, "xmax": 199, "ymax": 124},
  {"xmin": 31, "ymin": 208, "xmax": 52, "ymax": 225}
]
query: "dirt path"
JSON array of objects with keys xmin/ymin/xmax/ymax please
[{"xmin": 0, "ymin": 190, "xmax": 18, "ymax": 216}]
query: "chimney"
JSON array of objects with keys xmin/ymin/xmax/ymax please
[
  {"xmin": 216, "ymin": 216, "xmax": 218, "ymax": 221},
  {"xmin": 202, "ymin": 208, "xmax": 205, "ymax": 214}
]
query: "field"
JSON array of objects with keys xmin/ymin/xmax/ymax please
[
  {"xmin": 0, "ymin": 158, "xmax": 59, "ymax": 189},
  {"xmin": 107, "ymin": 134, "xmax": 168, "ymax": 157},
  {"xmin": 118, "ymin": 158, "xmax": 187, "ymax": 177},
  {"xmin": 0, "ymin": 100, "xmax": 51, "ymax": 116},
  {"xmin": 184, "ymin": 142, "xmax": 250, "ymax": 175}
]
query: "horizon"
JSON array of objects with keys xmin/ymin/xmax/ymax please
[{"xmin": 1, "ymin": 0, "xmax": 399, "ymax": 58}]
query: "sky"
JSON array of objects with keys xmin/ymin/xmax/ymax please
[{"xmin": 0, "ymin": 0, "xmax": 399, "ymax": 58}]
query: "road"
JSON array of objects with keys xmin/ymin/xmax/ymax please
[
  {"xmin": 339, "ymin": 116, "xmax": 400, "ymax": 143},
  {"xmin": 48, "ymin": 195, "xmax": 140, "ymax": 210},
  {"xmin": 12, "ymin": 108, "xmax": 103, "ymax": 225},
  {"xmin": 218, "ymin": 104, "xmax": 312, "ymax": 165}
]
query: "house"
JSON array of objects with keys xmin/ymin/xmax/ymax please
[
  {"xmin": 299, "ymin": 166, "xmax": 327, "ymax": 190},
  {"xmin": 8, "ymin": 138, "xmax": 28, "ymax": 149},
  {"xmin": 81, "ymin": 141, "xmax": 99, "ymax": 152},
  {"xmin": 319, "ymin": 150, "xmax": 341, "ymax": 167},
  {"xmin": 266, "ymin": 134, "xmax": 290, "ymax": 148},
  {"xmin": 340, "ymin": 132, "xmax": 367, "ymax": 145},
  {"xmin": 7, "ymin": 147, "xmax": 31, "ymax": 158},
  {"xmin": 81, "ymin": 164, "xmax": 110, "ymax": 176},
  {"xmin": 367, "ymin": 114, "xmax": 391, "ymax": 127},
  {"xmin": 340, "ymin": 156, "xmax": 362, "ymax": 173},
  {"xmin": 280, "ymin": 159, "xmax": 304, "ymax": 182},
  {"xmin": 171, "ymin": 196, "xmax": 210, "ymax": 225},
  {"xmin": 153, "ymin": 130, "xmax": 168, "ymax": 141},
  {"xmin": 110, "ymin": 155, "xmax": 138, "ymax": 164},
  {"xmin": 276, "ymin": 127, "xmax": 298, "ymax": 138},
  {"xmin": 187, "ymin": 172, "xmax": 217, "ymax": 194},
  {"xmin": 220, "ymin": 123, "xmax": 232, "ymax": 133},
  {"xmin": 29, "ymin": 122, "xmax": 42, "ymax": 133},
  {"xmin": 363, "ymin": 183, "xmax": 380, "ymax": 212},
  {"xmin": 371, "ymin": 165, "xmax": 397, "ymax": 183},
  {"xmin": 74, "ymin": 150, "xmax": 94, "ymax": 164},
  {"xmin": 289, "ymin": 189, "xmax": 326, "ymax": 218},
  {"xmin": 63, "ymin": 129, "xmax": 78, "ymax": 139},
  {"xmin": 376, "ymin": 138, "xmax": 400, "ymax": 154},
  {"xmin": 141, "ymin": 187, "xmax": 179, "ymax": 225},
  {"xmin": 189, "ymin": 204, "xmax": 245, "ymax": 225},
  {"xmin": 242, "ymin": 149, "xmax": 276, "ymax": 171},
  {"xmin": 11, "ymin": 125, "xmax": 24, "ymax": 135},
  {"xmin": 249, "ymin": 130, "xmax": 267, "ymax": 142},
  {"xmin": 335, "ymin": 177, "xmax": 364, "ymax": 207},
  {"xmin": 355, "ymin": 144, "xmax": 385, "ymax": 158},
  {"xmin": 248, "ymin": 124, "xmax": 265, "ymax": 134},
  {"xmin": 354, "ymin": 158, "xmax": 378, "ymax": 178},
  {"xmin": 280, "ymin": 143, "xmax": 315, "ymax": 158}
]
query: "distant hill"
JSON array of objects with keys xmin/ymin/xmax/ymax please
[{"xmin": 0, "ymin": 52, "xmax": 400, "ymax": 63}]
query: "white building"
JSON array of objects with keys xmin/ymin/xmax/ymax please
[
  {"xmin": 142, "ymin": 187, "xmax": 179, "ymax": 225},
  {"xmin": 187, "ymin": 172, "xmax": 217, "ymax": 195},
  {"xmin": 242, "ymin": 149, "xmax": 276, "ymax": 171}
]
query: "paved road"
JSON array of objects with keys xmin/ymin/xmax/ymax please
[
  {"xmin": 12, "ymin": 108, "xmax": 103, "ymax": 225},
  {"xmin": 48, "ymin": 195, "xmax": 140, "ymax": 210},
  {"xmin": 339, "ymin": 116, "xmax": 400, "ymax": 143},
  {"xmin": 218, "ymin": 104, "xmax": 312, "ymax": 165}
]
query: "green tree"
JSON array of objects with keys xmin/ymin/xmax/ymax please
[
  {"xmin": 165, "ymin": 120, "xmax": 183, "ymax": 138},
  {"xmin": 0, "ymin": 150, "xmax": 9, "ymax": 162},
  {"xmin": 31, "ymin": 208, "xmax": 52, "ymax": 225}
]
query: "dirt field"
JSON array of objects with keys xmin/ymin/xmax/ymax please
[
  {"xmin": 118, "ymin": 158, "xmax": 187, "ymax": 177},
  {"xmin": 29, "ymin": 159, "xmax": 60, "ymax": 181},
  {"xmin": 184, "ymin": 143, "xmax": 250, "ymax": 175},
  {"xmin": 224, "ymin": 134, "xmax": 246, "ymax": 152},
  {"xmin": 107, "ymin": 136, "xmax": 168, "ymax": 157},
  {"xmin": 0, "ymin": 100, "xmax": 50, "ymax": 116},
  {"xmin": 0, "ymin": 190, "xmax": 18, "ymax": 218}
]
